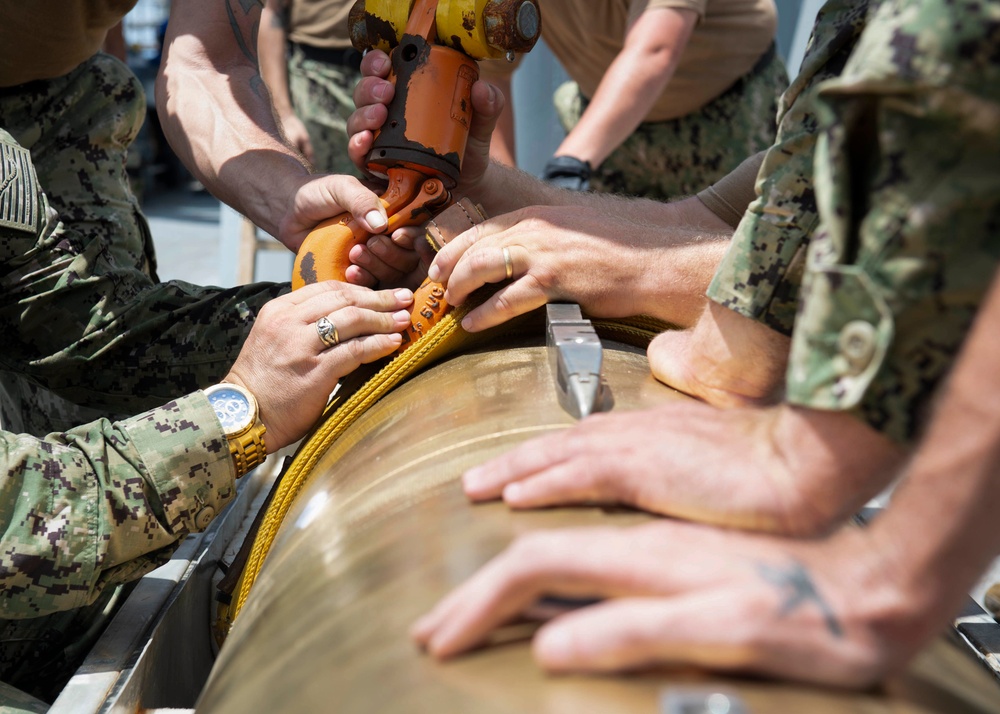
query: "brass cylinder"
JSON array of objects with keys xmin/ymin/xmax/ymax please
[{"xmin": 196, "ymin": 338, "xmax": 1000, "ymax": 714}]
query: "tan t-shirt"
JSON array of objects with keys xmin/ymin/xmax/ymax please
[
  {"xmin": 696, "ymin": 150, "xmax": 765, "ymax": 228},
  {"xmin": 0, "ymin": 0, "xmax": 138, "ymax": 87},
  {"xmin": 287, "ymin": 0, "xmax": 354, "ymax": 50},
  {"xmin": 485, "ymin": 0, "xmax": 776, "ymax": 122}
]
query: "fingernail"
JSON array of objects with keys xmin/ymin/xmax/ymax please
[
  {"xmin": 463, "ymin": 466, "xmax": 484, "ymax": 488},
  {"xmin": 369, "ymin": 237, "xmax": 387, "ymax": 256},
  {"xmin": 427, "ymin": 264, "xmax": 441, "ymax": 282},
  {"xmin": 373, "ymin": 81, "xmax": 390, "ymax": 100},
  {"xmin": 461, "ymin": 315, "xmax": 474, "ymax": 331},
  {"xmin": 374, "ymin": 57, "xmax": 389, "ymax": 74},
  {"xmin": 538, "ymin": 627, "xmax": 573, "ymax": 664},
  {"xmin": 395, "ymin": 288, "xmax": 413, "ymax": 302},
  {"xmin": 503, "ymin": 482, "xmax": 522, "ymax": 501},
  {"xmin": 393, "ymin": 309, "xmax": 411, "ymax": 321},
  {"xmin": 366, "ymin": 209, "xmax": 387, "ymax": 230}
]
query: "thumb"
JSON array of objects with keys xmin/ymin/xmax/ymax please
[
  {"xmin": 317, "ymin": 174, "xmax": 389, "ymax": 235},
  {"xmin": 467, "ymin": 80, "xmax": 505, "ymax": 153}
]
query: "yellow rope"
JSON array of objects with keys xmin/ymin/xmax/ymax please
[
  {"xmin": 216, "ymin": 309, "xmax": 669, "ymax": 636},
  {"xmin": 223, "ymin": 303, "xmax": 483, "ymax": 629}
]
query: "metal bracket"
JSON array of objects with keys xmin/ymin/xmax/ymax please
[{"xmin": 546, "ymin": 303, "xmax": 607, "ymax": 419}]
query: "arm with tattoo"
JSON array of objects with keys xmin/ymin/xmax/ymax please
[
  {"xmin": 411, "ymin": 269, "xmax": 1000, "ymax": 687},
  {"xmin": 155, "ymin": 0, "xmax": 386, "ymax": 251}
]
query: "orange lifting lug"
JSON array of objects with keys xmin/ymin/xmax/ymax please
[{"xmin": 292, "ymin": 0, "xmax": 541, "ymax": 353}]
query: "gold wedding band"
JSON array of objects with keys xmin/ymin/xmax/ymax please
[
  {"xmin": 316, "ymin": 316, "xmax": 340, "ymax": 349},
  {"xmin": 502, "ymin": 246, "xmax": 513, "ymax": 280}
]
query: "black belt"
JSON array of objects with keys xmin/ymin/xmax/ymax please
[{"xmin": 290, "ymin": 41, "xmax": 363, "ymax": 70}]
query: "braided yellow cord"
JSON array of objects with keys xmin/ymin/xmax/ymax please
[
  {"xmin": 222, "ymin": 310, "xmax": 668, "ymax": 632},
  {"xmin": 227, "ymin": 304, "xmax": 478, "ymax": 625}
]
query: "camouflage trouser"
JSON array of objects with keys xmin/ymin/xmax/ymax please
[
  {"xmin": 0, "ymin": 585, "xmax": 131, "ymax": 704},
  {"xmin": 0, "ymin": 53, "xmax": 287, "ymax": 437},
  {"xmin": 554, "ymin": 44, "xmax": 789, "ymax": 201},
  {"xmin": 287, "ymin": 43, "xmax": 363, "ymax": 176}
]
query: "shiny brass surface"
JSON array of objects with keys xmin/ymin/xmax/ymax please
[{"xmin": 196, "ymin": 341, "xmax": 1000, "ymax": 713}]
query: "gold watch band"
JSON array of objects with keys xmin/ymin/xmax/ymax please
[{"xmin": 229, "ymin": 424, "xmax": 268, "ymax": 479}]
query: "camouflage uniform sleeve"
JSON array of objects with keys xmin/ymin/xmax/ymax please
[
  {"xmin": 705, "ymin": 1, "xmax": 872, "ymax": 335},
  {"xmin": 0, "ymin": 392, "xmax": 234, "ymax": 618},
  {"xmin": 785, "ymin": 0, "xmax": 1000, "ymax": 444}
]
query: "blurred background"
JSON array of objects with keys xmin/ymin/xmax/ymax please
[{"xmin": 122, "ymin": 0, "xmax": 825, "ymax": 288}]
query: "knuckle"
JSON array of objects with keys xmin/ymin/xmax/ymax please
[
  {"xmin": 344, "ymin": 336, "xmax": 370, "ymax": 362},
  {"xmin": 490, "ymin": 291, "xmax": 516, "ymax": 317}
]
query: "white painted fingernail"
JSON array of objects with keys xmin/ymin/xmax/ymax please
[{"xmin": 366, "ymin": 210, "xmax": 387, "ymax": 230}]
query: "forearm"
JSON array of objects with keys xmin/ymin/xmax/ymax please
[
  {"xmin": 870, "ymin": 271, "xmax": 1000, "ymax": 636},
  {"xmin": 556, "ymin": 8, "xmax": 697, "ymax": 166},
  {"xmin": 259, "ymin": 0, "xmax": 293, "ymax": 121},
  {"xmin": 581, "ymin": 192, "xmax": 734, "ymax": 323},
  {"xmin": 0, "ymin": 393, "xmax": 234, "ymax": 618},
  {"xmin": 156, "ymin": 0, "xmax": 311, "ymax": 240}
]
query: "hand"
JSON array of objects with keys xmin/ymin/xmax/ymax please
[
  {"xmin": 278, "ymin": 112, "xmax": 315, "ymax": 164},
  {"xmin": 646, "ymin": 302, "xmax": 791, "ymax": 408},
  {"xmin": 223, "ymin": 281, "xmax": 414, "ymax": 452},
  {"xmin": 345, "ymin": 226, "xmax": 436, "ymax": 291},
  {"xmin": 411, "ymin": 520, "xmax": 923, "ymax": 688},
  {"xmin": 347, "ymin": 50, "xmax": 505, "ymax": 198},
  {"xmin": 460, "ymin": 401, "xmax": 904, "ymax": 536},
  {"xmin": 276, "ymin": 173, "xmax": 390, "ymax": 254},
  {"xmin": 427, "ymin": 204, "xmax": 667, "ymax": 333}
]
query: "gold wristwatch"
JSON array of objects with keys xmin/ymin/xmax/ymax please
[{"xmin": 204, "ymin": 383, "xmax": 267, "ymax": 479}]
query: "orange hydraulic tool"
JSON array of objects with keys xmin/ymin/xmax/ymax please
[{"xmin": 291, "ymin": 0, "xmax": 541, "ymax": 352}]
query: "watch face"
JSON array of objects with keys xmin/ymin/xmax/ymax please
[{"xmin": 207, "ymin": 386, "xmax": 253, "ymax": 434}]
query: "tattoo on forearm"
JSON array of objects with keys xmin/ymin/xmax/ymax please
[
  {"xmin": 226, "ymin": 0, "xmax": 267, "ymax": 97},
  {"xmin": 757, "ymin": 559, "xmax": 843, "ymax": 638}
]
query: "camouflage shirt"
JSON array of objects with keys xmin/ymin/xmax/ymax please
[
  {"xmin": 0, "ymin": 393, "xmax": 234, "ymax": 619},
  {"xmin": 708, "ymin": 0, "xmax": 1000, "ymax": 443}
]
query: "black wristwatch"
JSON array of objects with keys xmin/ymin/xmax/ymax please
[{"xmin": 541, "ymin": 155, "xmax": 593, "ymax": 191}]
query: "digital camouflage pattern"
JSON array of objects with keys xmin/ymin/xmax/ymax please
[
  {"xmin": 0, "ymin": 54, "xmax": 286, "ymax": 437},
  {"xmin": 0, "ymin": 393, "xmax": 234, "ymax": 697},
  {"xmin": 287, "ymin": 43, "xmax": 362, "ymax": 176},
  {"xmin": 0, "ymin": 52, "xmax": 282, "ymax": 701},
  {"xmin": 709, "ymin": 0, "xmax": 1000, "ymax": 443},
  {"xmin": 706, "ymin": 0, "xmax": 873, "ymax": 335},
  {"xmin": 553, "ymin": 46, "xmax": 788, "ymax": 201},
  {"xmin": 787, "ymin": 0, "xmax": 1000, "ymax": 442}
]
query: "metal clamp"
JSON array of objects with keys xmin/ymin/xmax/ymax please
[{"xmin": 546, "ymin": 303, "xmax": 608, "ymax": 419}]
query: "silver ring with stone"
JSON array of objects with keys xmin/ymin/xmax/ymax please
[{"xmin": 316, "ymin": 316, "xmax": 340, "ymax": 349}]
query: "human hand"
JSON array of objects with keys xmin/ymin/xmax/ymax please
[
  {"xmin": 426, "ymin": 204, "xmax": 661, "ymax": 332},
  {"xmin": 460, "ymin": 400, "xmax": 902, "ymax": 536},
  {"xmin": 347, "ymin": 50, "xmax": 504, "ymax": 198},
  {"xmin": 411, "ymin": 520, "xmax": 920, "ymax": 688},
  {"xmin": 646, "ymin": 302, "xmax": 791, "ymax": 409},
  {"xmin": 278, "ymin": 112, "xmax": 315, "ymax": 164},
  {"xmin": 223, "ymin": 281, "xmax": 414, "ymax": 452},
  {"xmin": 276, "ymin": 173, "xmax": 390, "ymax": 255},
  {"xmin": 345, "ymin": 226, "xmax": 436, "ymax": 291}
]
